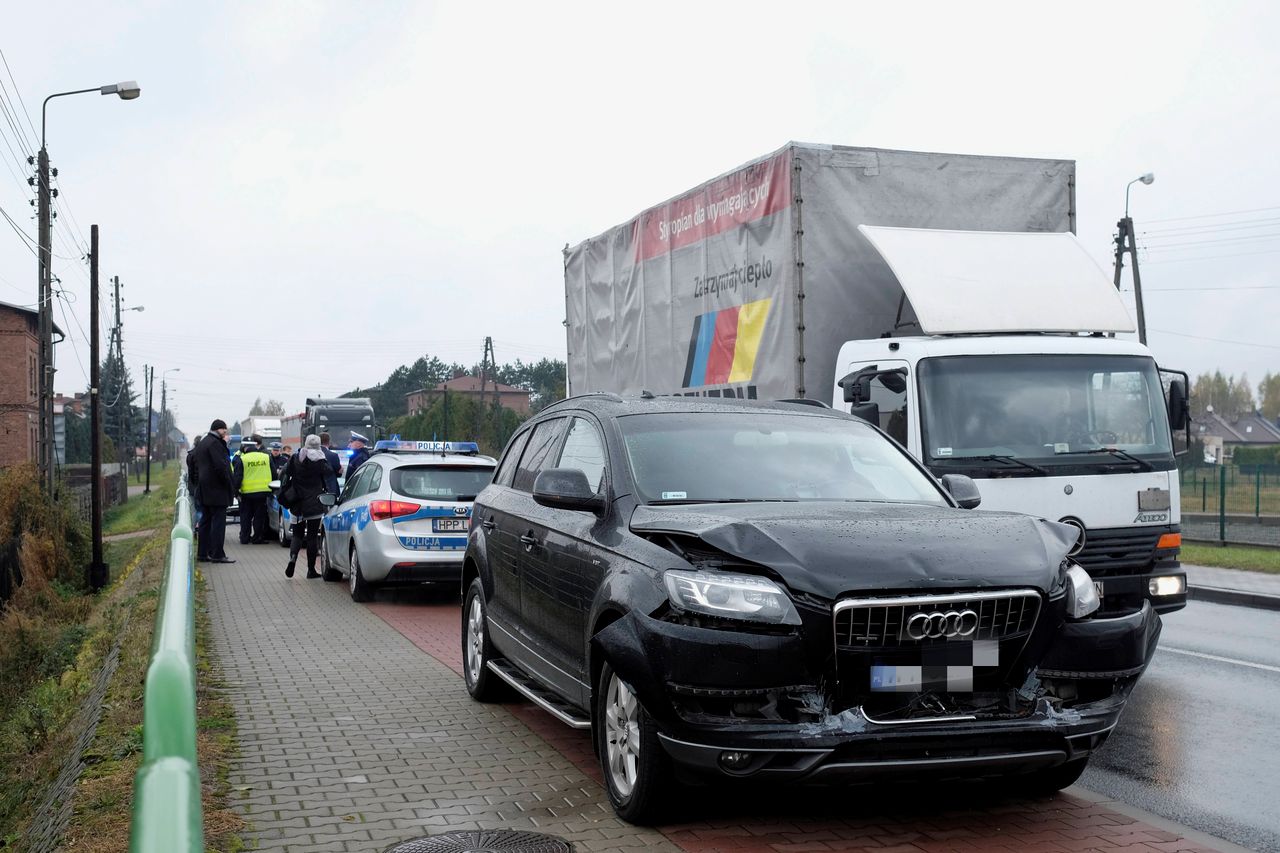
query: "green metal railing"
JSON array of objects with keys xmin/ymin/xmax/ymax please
[{"xmin": 128, "ymin": 473, "xmax": 203, "ymax": 853}]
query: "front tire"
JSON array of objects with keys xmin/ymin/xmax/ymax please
[
  {"xmin": 277, "ymin": 515, "xmax": 290, "ymax": 548},
  {"xmin": 462, "ymin": 578, "xmax": 509, "ymax": 701},
  {"xmin": 596, "ymin": 661, "xmax": 674, "ymax": 825},
  {"xmin": 349, "ymin": 547, "xmax": 373, "ymax": 602}
]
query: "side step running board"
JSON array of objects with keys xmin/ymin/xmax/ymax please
[{"xmin": 487, "ymin": 660, "xmax": 592, "ymax": 729}]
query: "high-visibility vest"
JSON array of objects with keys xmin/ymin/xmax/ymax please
[{"xmin": 240, "ymin": 450, "xmax": 273, "ymax": 494}]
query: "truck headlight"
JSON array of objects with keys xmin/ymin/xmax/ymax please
[
  {"xmin": 664, "ymin": 570, "xmax": 801, "ymax": 625},
  {"xmin": 1064, "ymin": 564, "xmax": 1100, "ymax": 619},
  {"xmin": 1149, "ymin": 575, "xmax": 1186, "ymax": 596}
]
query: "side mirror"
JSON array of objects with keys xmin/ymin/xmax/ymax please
[
  {"xmin": 533, "ymin": 468, "xmax": 606, "ymax": 513},
  {"xmin": 850, "ymin": 402, "xmax": 880, "ymax": 425},
  {"xmin": 839, "ymin": 371, "xmax": 873, "ymax": 404},
  {"xmin": 1167, "ymin": 379, "xmax": 1189, "ymax": 431},
  {"xmin": 318, "ymin": 493, "xmax": 337, "ymax": 507},
  {"xmin": 940, "ymin": 474, "xmax": 982, "ymax": 509}
]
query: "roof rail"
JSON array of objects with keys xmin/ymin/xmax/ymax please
[
  {"xmin": 777, "ymin": 398, "xmax": 831, "ymax": 408},
  {"xmin": 541, "ymin": 391, "xmax": 623, "ymax": 412}
]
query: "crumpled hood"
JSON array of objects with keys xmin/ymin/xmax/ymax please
[{"xmin": 630, "ymin": 502, "xmax": 1076, "ymax": 600}]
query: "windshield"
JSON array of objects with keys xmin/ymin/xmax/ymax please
[
  {"xmin": 619, "ymin": 411, "xmax": 947, "ymax": 505},
  {"xmin": 391, "ymin": 465, "xmax": 495, "ymax": 502},
  {"xmin": 918, "ymin": 354, "xmax": 1174, "ymax": 471}
]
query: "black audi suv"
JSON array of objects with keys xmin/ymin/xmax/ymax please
[{"xmin": 461, "ymin": 395, "xmax": 1160, "ymax": 823}]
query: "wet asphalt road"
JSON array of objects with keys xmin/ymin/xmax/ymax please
[{"xmin": 1081, "ymin": 600, "xmax": 1280, "ymax": 852}]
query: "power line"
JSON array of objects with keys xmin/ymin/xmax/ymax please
[
  {"xmin": 1141, "ymin": 247, "xmax": 1280, "ymax": 265},
  {"xmin": 1139, "ymin": 231, "xmax": 1280, "ymax": 250},
  {"xmin": 1140, "ymin": 217, "xmax": 1280, "ymax": 238},
  {"xmin": 1144, "ymin": 285, "xmax": 1280, "ymax": 292},
  {"xmin": 1148, "ymin": 328, "xmax": 1280, "ymax": 351},
  {"xmin": 0, "ymin": 48, "xmax": 39, "ymax": 147},
  {"xmin": 1144, "ymin": 205, "xmax": 1280, "ymax": 225}
]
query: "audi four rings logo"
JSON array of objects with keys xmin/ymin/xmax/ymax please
[{"xmin": 905, "ymin": 609, "xmax": 979, "ymax": 640}]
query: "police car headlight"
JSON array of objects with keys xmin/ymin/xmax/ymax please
[
  {"xmin": 1064, "ymin": 564, "xmax": 1100, "ymax": 619},
  {"xmin": 663, "ymin": 570, "xmax": 801, "ymax": 625}
]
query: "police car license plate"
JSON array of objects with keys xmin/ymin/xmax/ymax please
[{"xmin": 434, "ymin": 518, "xmax": 468, "ymax": 532}]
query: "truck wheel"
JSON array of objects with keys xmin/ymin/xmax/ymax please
[
  {"xmin": 595, "ymin": 661, "xmax": 674, "ymax": 824},
  {"xmin": 349, "ymin": 547, "xmax": 373, "ymax": 602},
  {"xmin": 462, "ymin": 578, "xmax": 510, "ymax": 701},
  {"xmin": 1021, "ymin": 757, "xmax": 1089, "ymax": 795}
]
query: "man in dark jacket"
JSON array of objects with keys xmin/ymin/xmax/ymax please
[
  {"xmin": 318, "ymin": 432, "xmax": 342, "ymax": 493},
  {"xmin": 193, "ymin": 419, "xmax": 236, "ymax": 564}
]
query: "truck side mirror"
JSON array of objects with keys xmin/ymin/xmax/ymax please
[
  {"xmin": 839, "ymin": 371, "xmax": 873, "ymax": 404},
  {"xmin": 1167, "ymin": 379, "xmax": 1189, "ymax": 431},
  {"xmin": 940, "ymin": 474, "xmax": 982, "ymax": 509},
  {"xmin": 850, "ymin": 402, "xmax": 880, "ymax": 425}
]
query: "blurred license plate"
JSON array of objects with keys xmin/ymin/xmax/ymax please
[{"xmin": 434, "ymin": 518, "xmax": 468, "ymax": 532}]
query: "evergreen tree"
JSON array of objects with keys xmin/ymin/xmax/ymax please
[{"xmin": 99, "ymin": 351, "xmax": 142, "ymax": 463}]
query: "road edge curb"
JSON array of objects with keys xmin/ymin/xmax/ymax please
[{"xmin": 1189, "ymin": 585, "xmax": 1280, "ymax": 611}]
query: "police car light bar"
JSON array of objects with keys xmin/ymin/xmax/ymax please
[{"xmin": 373, "ymin": 440, "xmax": 481, "ymax": 455}]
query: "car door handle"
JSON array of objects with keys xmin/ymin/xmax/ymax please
[
  {"xmin": 519, "ymin": 532, "xmax": 539, "ymax": 548},
  {"xmin": 480, "ymin": 517, "xmax": 496, "ymax": 531}
]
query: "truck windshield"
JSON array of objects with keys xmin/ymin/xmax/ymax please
[
  {"xmin": 918, "ymin": 354, "xmax": 1174, "ymax": 473},
  {"xmin": 619, "ymin": 411, "xmax": 947, "ymax": 506}
]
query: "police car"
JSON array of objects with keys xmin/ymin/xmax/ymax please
[{"xmin": 320, "ymin": 440, "xmax": 496, "ymax": 601}]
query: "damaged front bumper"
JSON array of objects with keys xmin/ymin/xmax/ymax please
[{"xmin": 593, "ymin": 602, "xmax": 1160, "ymax": 782}]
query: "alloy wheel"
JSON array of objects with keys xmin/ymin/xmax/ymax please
[
  {"xmin": 465, "ymin": 596, "xmax": 485, "ymax": 685},
  {"xmin": 349, "ymin": 550, "xmax": 358, "ymax": 595},
  {"xmin": 604, "ymin": 672, "xmax": 641, "ymax": 798}
]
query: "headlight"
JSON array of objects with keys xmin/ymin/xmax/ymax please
[
  {"xmin": 1063, "ymin": 564, "xmax": 1100, "ymax": 619},
  {"xmin": 663, "ymin": 570, "xmax": 801, "ymax": 625}
]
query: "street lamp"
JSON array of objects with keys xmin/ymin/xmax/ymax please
[
  {"xmin": 1114, "ymin": 172, "xmax": 1155, "ymax": 345},
  {"xmin": 1125, "ymin": 172, "xmax": 1155, "ymax": 219},
  {"xmin": 35, "ymin": 80, "xmax": 142, "ymax": 493}
]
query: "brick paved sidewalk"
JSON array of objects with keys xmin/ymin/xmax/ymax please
[{"xmin": 207, "ymin": 538, "xmax": 1235, "ymax": 853}]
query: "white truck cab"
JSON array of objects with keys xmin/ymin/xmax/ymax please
[{"xmin": 832, "ymin": 227, "xmax": 1190, "ymax": 615}]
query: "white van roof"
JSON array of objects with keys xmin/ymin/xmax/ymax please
[{"xmin": 858, "ymin": 226, "xmax": 1136, "ymax": 336}]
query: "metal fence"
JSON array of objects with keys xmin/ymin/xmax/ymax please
[
  {"xmin": 127, "ymin": 473, "xmax": 203, "ymax": 853},
  {"xmin": 1179, "ymin": 463, "xmax": 1280, "ymax": 548}
]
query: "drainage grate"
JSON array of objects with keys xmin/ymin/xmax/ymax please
[{"xmin": 383, "ymin": 830, "xmax": 572, "ymax": 853}]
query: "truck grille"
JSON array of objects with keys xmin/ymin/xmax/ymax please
[
  {"xmin": 1072, "ymin": 527, "xmax": 1163, "ymax": 576},
  {"xmin": 833, "ymin": 590, "xmax": 1041, "ymax": 650}
]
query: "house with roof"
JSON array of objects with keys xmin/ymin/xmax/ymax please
[
  {"xmin": 406, "ymin": 374, "xmax": 533, "ymax": 417},
  {"xmin": 1195, "ymin": 408, "xmax": 1280, "ymax": 461}
]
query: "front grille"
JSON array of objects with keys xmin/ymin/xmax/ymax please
[
  {"xmin": 1073, "ymin": 527, "xmax": 1162, "ymax": 575},
  {"xmin": 833, "ymin": 590, "xmax": 1041, "ymax": 650}
]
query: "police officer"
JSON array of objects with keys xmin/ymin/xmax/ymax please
[
  {"xmin": 268, "ymin": 441, "xmax": 288, "ymax": 477},
  {"xmin": 346, "ymin": 432, "xmax": 372, "ymax": 479},
  {"xmin": 233, "ymin": 436, "xmax": 274, "ymax": 544}
]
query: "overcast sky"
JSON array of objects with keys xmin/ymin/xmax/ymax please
[{"xmin": 2, "ymin": 1, "xmax": 1277, "ymax": 440}]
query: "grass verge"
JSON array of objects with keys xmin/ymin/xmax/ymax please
[
  {"xmin": 102, "ymin": 464, "xmax": 182, "ymax": 536},
  {"xmin": 1182, "ymin": 542, "xmax": 1280, "ymax": 574}
]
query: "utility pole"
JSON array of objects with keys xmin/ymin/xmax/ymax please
[
  {"xmin": 1112, "ymin": 218, "xmax": 1148, "ymax": 344},
  {"xmin": 35, "ymin": 147, "xmax": 55, "ymax": 492},
  {"xmin": 160, "ymin": 376, "xmax": 168, "ymax": 468},
  {"xmin": 144, "ymin": 365, "xmax": 154, "ymax": 494},
  {"xmin": 88, "ymin": 225, "xmax": 108, "ymax": 590}
]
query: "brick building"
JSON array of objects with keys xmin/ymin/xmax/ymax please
[
  {"xmin": 406, "ymin": 375, "xmax": 532, "ymax": 416},
  {"xmin": 0, "ymin": 300, "xmax": 45, "ymax": 470}
]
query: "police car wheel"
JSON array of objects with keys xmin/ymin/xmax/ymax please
[
  {"xmin": 277, "ymin": 518, "xmax": 289, "ymax": 548},
  {"xmin": 349, "ymin": 547, "xmax": 373, "ymax": 602}
]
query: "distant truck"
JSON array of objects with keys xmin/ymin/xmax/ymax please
[
  {"xmin": 303, "ymin": 397, "xmax": 375, "ymax": 451},
  {"xmin": 564, "ymin": 142, "xmax": 1190, "ymax": 615},
  {"xmin": 238, "ymin": 415, "xmax": 282, "ymax": 443},
  {"xmin": 281, "ymin": 413, "xmax": 304, "ymax": 449}
]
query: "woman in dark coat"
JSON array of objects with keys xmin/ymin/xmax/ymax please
[{"xmin": 280, "ymin": 434, "xmax": 334, "ymax": 578}]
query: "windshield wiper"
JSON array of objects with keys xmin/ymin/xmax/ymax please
[
  {"xmin": 948, "ymin": 454, "xmax": 1049, "ymax": 476},
  {"xmin": 647, "ymin": 498, "xmax": 797, "ymax": 506},
  {"xmin": 1051, "ymin": 447, "xmax": 1154, "ymax": 471}
]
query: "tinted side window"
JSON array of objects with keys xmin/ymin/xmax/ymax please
[
  {"xmin": 558, "ymin": 417, "xmax": 607, "ymax": 493},
  {"xmin": 493, "ymin": 430, "xmax": 531, "ymax": 487},
  {"xmin": 512, "ymin": 418, "xmax": 566, "ymax": 492}
]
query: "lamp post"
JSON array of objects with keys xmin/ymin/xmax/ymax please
[
  {"xmin": 1113, "ymin": 172, "xmax": 1155, "ymax": 344},
  {"xmin": 36, "ymin": 81, "xmax": 141, "ymax": 493},
  {"xmin": 161, "ymin": 368, "xmax": 180, "ymax": 467}
]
